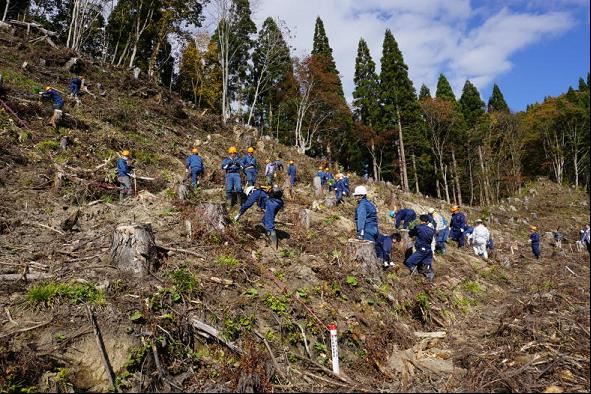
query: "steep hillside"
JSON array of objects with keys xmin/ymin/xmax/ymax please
[{"xmin": 1, "ymin": 32, "xmax": 589, "ymax": 393}]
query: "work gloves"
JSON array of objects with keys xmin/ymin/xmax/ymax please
[
  {"xmin": 356, "ymin": 232, "xmax": 364, "ymax": 240},
  {"xmin": 233, "ymin": 214, "xmax": 241, "ymax": 222}
]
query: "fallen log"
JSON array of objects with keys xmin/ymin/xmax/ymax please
[{"xmin": 8, "ymin": 20, "xmax": 57, "ymax": 37}]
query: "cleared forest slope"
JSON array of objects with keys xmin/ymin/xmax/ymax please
[{"xmin": 1, "ymin": 31, "xmax": 589, "ymax": 393}]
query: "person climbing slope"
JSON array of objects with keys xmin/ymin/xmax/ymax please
[
  {"xmin": 116, "ymin": 150, "xmax": 134, "ymax": 201},
  {"xmin": 242, "ymin": 147, "xmax": 257, "ymax": 186},
  {"xmin": 39, "ymin": 85, "xmax": 64, "ymax": 129},
  {"xmin": 185, "ymin": 147, "xmax": 204, "ymax": 189},
  {"xmin": 405, "ymin": 215, "xmax": 436, "ymax": 282},
  {"xmin": 529, "ymin": 225, "xmax": 541, "ymax": 259},
  {"xmin": 221, "ymin": 146, "xmax": 243, "ymax": 206}
]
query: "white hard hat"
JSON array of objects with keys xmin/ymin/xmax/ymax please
[
  {"xmin": 428, "ymin": 208, "xmax": 435, "ymax": 214},
  {"xmin": 245, "ymin": 186, "xmax": 255, "ymax": 195},
  {"xmin": 353, "ymin": 185, "xmax": 367, "ymax": 196}
]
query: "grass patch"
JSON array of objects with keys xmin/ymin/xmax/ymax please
[
  {"xmin": 27, "ymin": 281, "xmax": 106, "ymax": 307},
  {"xmin": 324, "ymin": 214, "xmax": 340, "ymax": 225},
  {"xmin": 35, "ymin": 139, "xmax": 60, "ymax": 153},
  {"xmin": 216, "ymin": 255, "xmax": 240, "ymax": 267},
  {"xmin": 461, "ymin": 279, "xmax": 483, "ymax": 295},
  {"xmin": 133, "ymin": 150, "xmax": 158, "ymax": 165},
  {"xmin": 168, "ymin": 267, "xmax": 199, "ymax": 295}
]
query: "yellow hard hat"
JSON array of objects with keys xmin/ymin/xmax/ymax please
[
  {"xmin": 319, "ymin": 166, "xmax": 323, "ymax": 170},
  {"xmin": 324, "ymin": 167, "xmax": 329, "ymax": 171},
  {"xmin": 247, "ymin": 147, "xmax": 255, "ymax": 153},
  {"xmin": 191, "ymin": 147, "xmax": 198, "ymax": 154},
  {"xmin": 44, "ymin": 85, "xmax": 51, "ymax": 91},
  {"xmin": 228, "ymin": 146, "xmax": 237, "ymax": 154},
  {"xmin": 289, "ymin": 160, "xmax": 294, "ymax": 164},
  {"xmin": 531, "ymin": 225, "xmax": 538, "ymax": 231},
  {"xmin": 266, "ymin": 159, "xmax": 270, "ymax": 163},
  {"xmin": 122, "ymin": 150, "xmax": 130, "ymax": 157},
  {"xmin": 451, "ymin": 205, "xmax": 459, "ymax": 212}
]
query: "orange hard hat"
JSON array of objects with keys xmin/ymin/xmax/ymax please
[
  {"xmin": 451, "ymin": 205, "xmax": 459, "ymax": 212},
  {"xmin": 191, "ymin": 147, "xmax": 198, "ymax": 154}
]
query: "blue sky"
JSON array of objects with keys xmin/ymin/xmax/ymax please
[{"xmin": 252, "ymin": 0, "xmax": 590, "ymax": 112}]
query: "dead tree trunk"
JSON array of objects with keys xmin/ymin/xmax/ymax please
[
  {"xmin": 110, "ymin": 224, "xmax": 159, "ymax": 277},
  {"xmin": 196, "ymin": 203, "xmax": 228, "ymax": 232},
  {"xmin": 451, "ymin": 149, "xmax": 462, "ymax": 206},
  {"xmin": 346, "ymin": 239, "xmax": 380, "ymax": 278},
  {"xmin": 411, "ymin": 154, "xmax": 420, "ymax": 194}
]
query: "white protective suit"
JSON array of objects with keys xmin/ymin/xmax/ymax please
[{"xmin": 472, "ymin": 223, "xmax": 490, "ymax": 259}]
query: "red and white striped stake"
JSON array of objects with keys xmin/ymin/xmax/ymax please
[{"xmin": 328, "ymin": 324, "xmax": 339, "ymax": 375}]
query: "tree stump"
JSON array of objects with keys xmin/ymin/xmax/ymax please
[
  {"xmin": 110, "ymin": 224, "xmax": 159, "ymax": 277},
  {"xmin": 346, "ymin": 239, "xmax": 381, "ymax": 277},
  {"xmin": 177, "ymin": 184, "xmax": 189, "ymax": 201},
  {"xmin": 133, "ymin": 67, "xmax": 141, "ymax": 79},
  {"xmin": 299, "ymin": 209, "xmax": 312, "ymax": 229},
  {"xmin": 196, "ymin": 203, "xmax": 228, "ymax": 231},
  {"xmin": 64, "ymin": 57, "xmax": 79, "ymax": 72},
  {"xmin": 313, "ymin": 176, "xmax": 322, "ymax": 197}
]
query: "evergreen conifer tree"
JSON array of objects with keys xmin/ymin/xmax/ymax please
[
  {"xmin": 578, "ymin": 77, "xmax": 588, "ymax": 91},
  {"xmin": 435, "ymin": 74, "xmax": 456, "ymax": 102},
  {"xmin": 352, "ymin": 38, "xmax": 380, "ymax": 125},
  {"xmin": 311, "ymin": 17, "xmax": 344, "ymax": 97},
  {"xmin": 459, "ymin": 80, "xmax": 485, "ymax": 128},
  {"xmin": 228, "ymin": 0, "xmax": 256, "ymax": 102},
  {"xmin": 487, "ymin": 83, "xmax": 510, "ymax": 112},
  {"xmin": 418, "ymin": 84, "xmax": 431, "ymax": 100},
  {"xmin": 248, "ymin": 17, "xmax": 292, "ymax": 127},
  {"xmin": 379, "ymin": 29, "xmax": 423, "ymax": 190}
]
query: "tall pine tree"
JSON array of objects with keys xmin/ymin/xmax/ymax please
[
  {"xmin": 248, "ymin": 17, "xmax": 292, "ymax": 128},
  {"xmin": 311, "ymin": 17, "xmax": 344, "ymax": 98},
  {"xmin": 435, "ymin": 74, "xmax": 456, "ymax": 102},
  {"xmin": 230, "ymin": 0, "xmax": 256, "ymax": 103},
  {"xmin": 488, "ymin": 83, "xmax": 510, "ymax": 112},
  {"xmin": 353, "ymin": 38, "xmax": 382, "ymax": 179},
  {"xmin": 418, "ymin": 84, "xmax": 432, "ymax": 100},
  {"xmin": 379, "ymin": 29, "xmax": 423, "ymax": 190},
  {"xmin": 459, "ymin": 80, "xmax": 485, "ymax": 128}
]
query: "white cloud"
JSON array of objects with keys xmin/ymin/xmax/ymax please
[{"xmin": 243, "ymin": 1, "xmax": 580, "ymax": 103}]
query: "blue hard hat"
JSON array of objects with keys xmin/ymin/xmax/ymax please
[{"xmin": 389, "ymin": 210, "xmax": 395, "ymax": 218}]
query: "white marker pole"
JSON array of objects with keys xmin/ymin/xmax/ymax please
[{"xmin": 328, "ymin": 324, "xmax": 339, "ymax": 375}]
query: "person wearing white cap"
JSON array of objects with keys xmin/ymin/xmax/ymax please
[{"xmin": 353, "ymin": 186, "xmax": 378, "ymax": 242}]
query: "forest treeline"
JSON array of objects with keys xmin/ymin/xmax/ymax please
[{"xmin": 2, "ymin": 0, "xmax": 589, "ymax": 203}]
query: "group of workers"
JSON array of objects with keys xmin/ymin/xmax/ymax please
[{"xmin": 118, "ymin": 144, "xmax": 561, "ymax": 277}]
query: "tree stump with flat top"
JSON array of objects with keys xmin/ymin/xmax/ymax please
[
  {"xmin": 346, "ymin": 238, "xmax": 381, "ymax": 277},
  {"xmin": 110, "ymin": 223, "xmax": 159, "ymax": 277}
]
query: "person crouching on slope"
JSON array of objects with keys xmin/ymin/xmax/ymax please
[
  {"xmin": 235, "ymin": 186, "xmax": 284, "ymax": 249},
  {"xmin": 405, "ymin": 215, "xmax": 436, "ymax": 282}
]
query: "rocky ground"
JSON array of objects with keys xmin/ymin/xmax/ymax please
[{"xmin": 1, "ymin": 29, "xmax": 589, "ymax": 392}]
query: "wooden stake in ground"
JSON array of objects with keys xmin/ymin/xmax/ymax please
[{"xmin": 110, "ymin": 223, "xmax": 160, "ymax": 277}]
